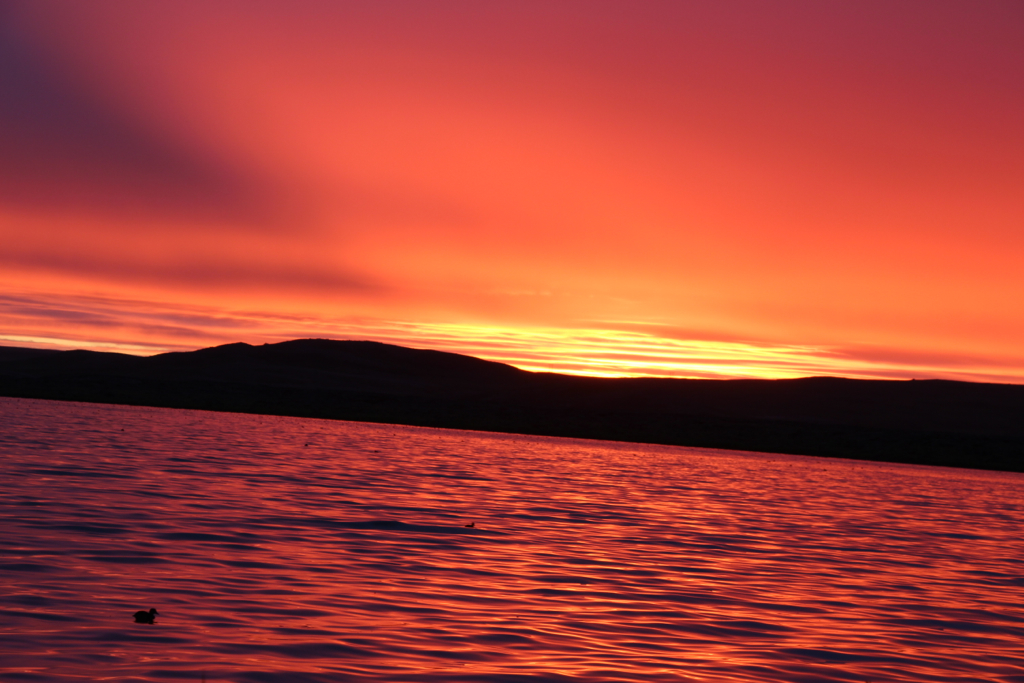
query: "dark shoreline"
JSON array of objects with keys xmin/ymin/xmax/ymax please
[{"xmin": 2, "ymin": 339, "xmax": 1022, "ymax": 472}]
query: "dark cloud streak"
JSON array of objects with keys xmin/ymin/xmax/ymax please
[{"xmin": 0, "ymin": 244, "xmax": 380, "ymax": 294}]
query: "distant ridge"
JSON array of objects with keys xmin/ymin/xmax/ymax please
[{"xmin": 1, "ymin": 338, "xmax": 1022, "ymax": 472}]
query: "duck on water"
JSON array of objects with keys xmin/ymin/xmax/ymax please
[{"xmin": 133, "ymin": 608, "xmax": 158, "ymax": 624}]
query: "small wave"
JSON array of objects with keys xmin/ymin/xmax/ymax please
[{"xmin": 336, "ymin": 520, "xmax": 505, "ymax": 535}]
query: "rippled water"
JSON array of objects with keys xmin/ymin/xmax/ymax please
[{"xmin": 2, "ymin": 397, "xmax": 1023, "ymax": 682}]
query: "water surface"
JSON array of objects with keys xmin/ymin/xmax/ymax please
[{"xmin": 1, "ymin": 397, "xmax": 1023, "ymax": 682}]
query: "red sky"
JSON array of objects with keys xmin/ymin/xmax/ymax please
[{"xmin": 2, "ymin": 1, "xmax": 1022, "ymax": 382}]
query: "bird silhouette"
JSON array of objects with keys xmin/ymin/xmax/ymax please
[
  {"xmin": 133, "ymin": 608, "xmax": 158, "ymax": 624},
  {"xmin": 464, "ymin": 522, "xmax": 475, "ymax": 528}
]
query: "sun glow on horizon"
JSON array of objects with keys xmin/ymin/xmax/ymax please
[{"xmin": 4, "ymin": 288, "xmax": 1024, "ymax": 385}]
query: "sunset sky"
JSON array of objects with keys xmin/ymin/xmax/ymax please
[{"xmin": 1, "ymin": 1, "xmax": 1022, "ymax": 382}]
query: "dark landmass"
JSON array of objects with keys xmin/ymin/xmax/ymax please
[{"xmin": 1, "ymin": 339, "xmax": 1022, "ymax": 472}]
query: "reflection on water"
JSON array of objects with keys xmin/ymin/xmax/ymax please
[{"xmin": 1, "ymin": 397, "xmax": 1023, "ymax": 682}]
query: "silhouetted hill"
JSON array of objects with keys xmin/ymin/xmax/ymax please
[{"xmin": 2, "ymin": 339, "xmax": 1022, "ymax": 471}]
